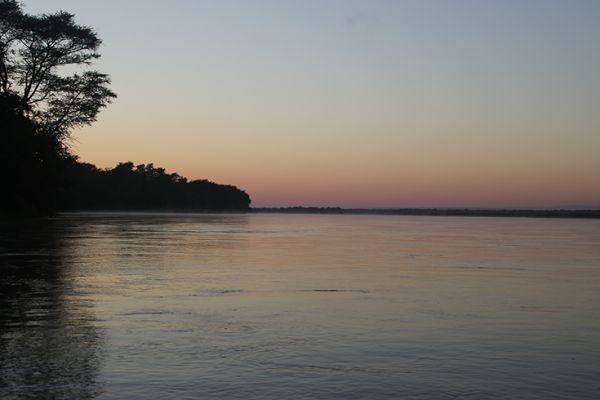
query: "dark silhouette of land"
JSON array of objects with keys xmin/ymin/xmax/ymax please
[
  {"xmin": 1, "ymin": 86, "xmax": 251, "ymax": 215},
  {"xmin": 253, "ymin": 207, "xmax": 600, "ymax": 219},
  {"xmin": 0, "ymin": 1, "xmax": 250, "ymax": 216},
  {"xmin": 58, "ymin": 161, "xmax": 251, "ymax": 212},
  {"xmin": 1, "ymin": 94, "xmax": 70, "ymax": 215},
  {"xmin": 1, "ymin": 0, "xmax": 113, "ymax": 215}
]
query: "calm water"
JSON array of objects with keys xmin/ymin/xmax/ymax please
[{"xmin": 1, "ymin": 213, "xmax": 599, "ymax": 399}]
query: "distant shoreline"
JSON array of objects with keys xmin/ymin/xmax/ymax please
[
  {"xmin": 8, "ymin": 208, "xmax": 596, "ymax": 220},
  {"xmin": 251, "ymin": 207, "xmax": 600, "ymax": 219}
]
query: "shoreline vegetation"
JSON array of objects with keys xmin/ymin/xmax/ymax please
[
  {"xmin": 44, "ymin": 208, "xmax": 600, "ymax": 219},
  {"xmin": 252, "ymin": 207, "xmax": 600, "ymax": 219},
  {"xmin": 0, "ymin": 1, "xmax": 250, "ymax": 216},
  {"xmin": 57, "ymin": 161, "xmax": 251, "ymax": 213}
]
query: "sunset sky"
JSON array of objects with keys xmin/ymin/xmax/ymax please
[{"xmin": 25, "ymin": 0, "xmax": 600, "ymax": 208}]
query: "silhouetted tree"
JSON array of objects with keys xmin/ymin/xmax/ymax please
[
  {"xmin": 1, "ymin": 1, "xmax": 248, "ymax": 215},
  {"xmin": 0, "ymin": 93, "xmax": 71, "ymax": 214},
  {"xmin": 0, "ymin": 0, "xmax": 115, "ymax": 215},
  {"xmin": 0, "ymin": 0, "xmax": 115, "ymax": 138}
]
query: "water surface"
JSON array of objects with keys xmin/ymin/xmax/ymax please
[{"xmin": 1, "ymin": 213, "xmax": 599, "ymax": 399}]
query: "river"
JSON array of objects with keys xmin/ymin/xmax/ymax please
[{"xmin": 1, "ymin": 213, "xmax": 599, "ymax": 399}]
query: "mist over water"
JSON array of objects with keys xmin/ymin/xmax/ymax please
[{"xmin": 1, "ymin": 213, "xmax": 599, "ymax": 399}]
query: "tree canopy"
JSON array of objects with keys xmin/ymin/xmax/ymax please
[
  {"xmin": 0, "ymin": 0, "xmax": 116, "ymax": 215},
  {"xmin": 0, "ymin": 0, "xmax": 115, "ymax": 138},
  {"xmin": 58, "ymin": 162, "xmax": 252, "ymax": 211}
]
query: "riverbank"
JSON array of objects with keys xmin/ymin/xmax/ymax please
[{"xmin": 252, "ymin": 207, "xmax": 600, "ymax": 218}]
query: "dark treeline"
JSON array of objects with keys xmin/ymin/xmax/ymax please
[
  {"xmin": 1, "ymin": 94, "xmax": 71, "ymax": 215},
  {"xmin": 1, "ymin": 1, "xmax": 250, "ymax": 216},
  {"xmin": 1, "ymin": 94, "xmax": 252, "ymax": 215},
  {"xmin": 253, "ymin": 207, "xmax": 600, "ymax": 219},
  {"xmin": 57, "ymin": 161, "xmax": 251, "ymax": 212}
]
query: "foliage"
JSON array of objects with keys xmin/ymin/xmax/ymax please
[
  {"xmin": 0, "ymin": 0, "xmax": 115, "ymax": 138},
  {"xmin": 1, "ymin": 1, "xmax": 248, "ymax": 216},
  {"xmin": 58, "ymin": 161, "xmax": 251, "ymax": 211},
  {"xmin": 0, "ymin": 93, "xmax": 72, "ymax": 215},
  {"xmin": 1, "ymin": 0, "xmax": 115, "ymax": 215}
]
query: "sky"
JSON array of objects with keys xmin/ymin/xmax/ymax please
[{"xmin": 25, "ymin": 0, "xmax": 600, "ymax": 208}]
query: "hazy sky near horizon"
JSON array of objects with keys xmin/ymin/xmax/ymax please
[{"xmin": 25, "ymin": 0, "xmax": 600, "ymax": 208}]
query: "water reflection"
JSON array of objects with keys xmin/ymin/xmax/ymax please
[
  {"xmin": 1, "ymin": 214, "xmax": 598, "ymax": 399},
  {"xmin": 0, "ymin": 219, "xmax": 104, "ymax": 400}
]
